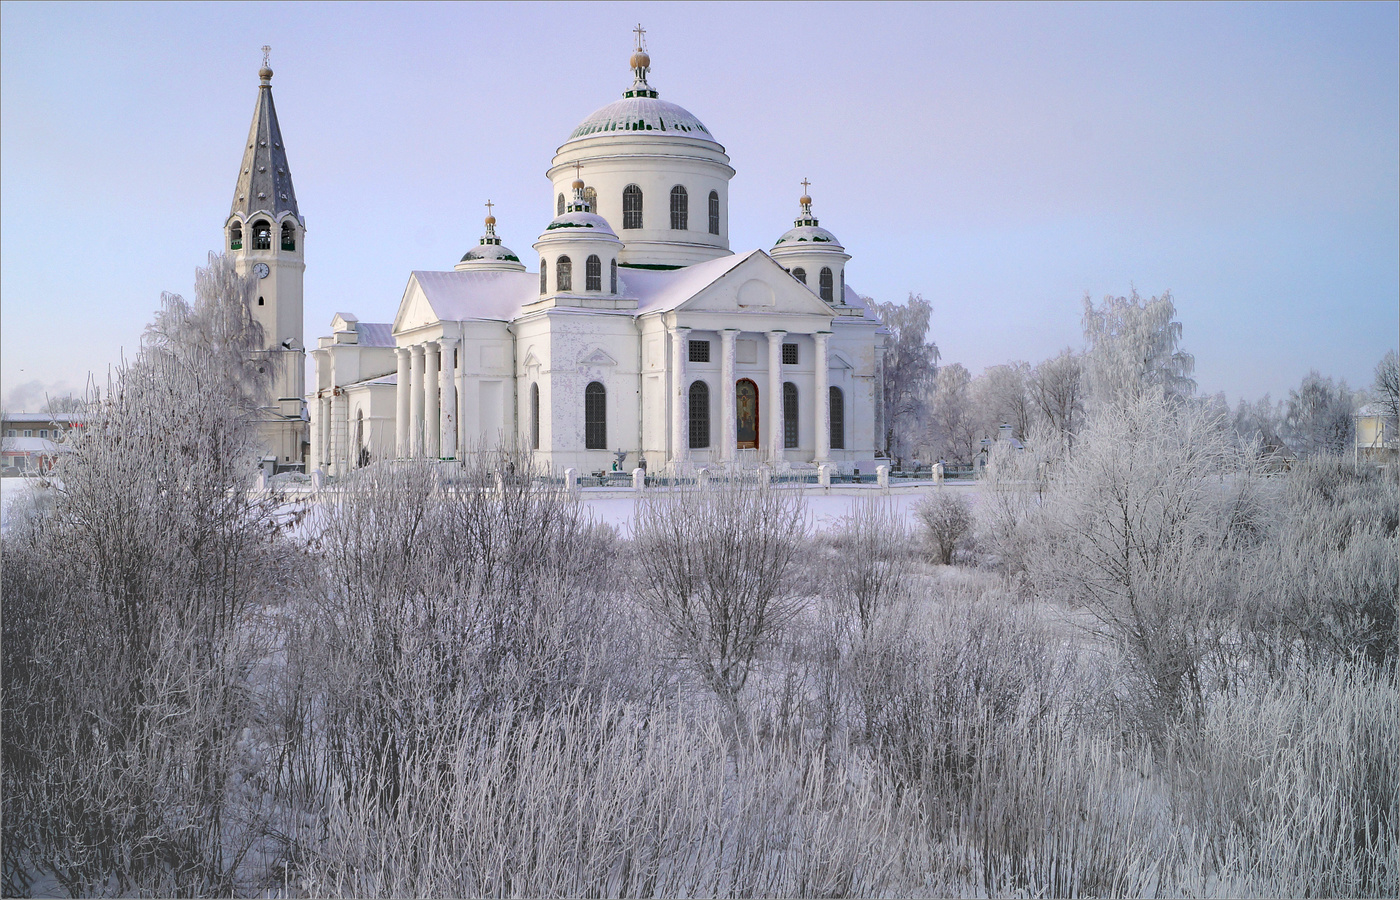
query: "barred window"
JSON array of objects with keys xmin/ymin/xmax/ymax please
[
  {"xmin": 229, "ymin": 221, "xmax": 243, "ymax": 250},
  {"xmin": 540, "ymin": 266, "xmax": 547, "ymax": 294},
  {"xmin": 610, "ymin": 258, "xmax": 618, "ymax": 293},
  {"xmin": 782, "ymin": 343, "xmax": 798, "ymax": 365},
  {"xmin": 252, "ymin": 219, "xmax": 271, "ymax": 250},
  {"xmin": 820, "ymin": 267, "xmax": 834, "ymax": 302},
  {"xmin": 557, "ymin": 255, "xmax": 572, "ymax": 292},
  {"xmin": 585, "ymin": 382, "xmax": 607, "ymax": 450},
  {"xmin": 783, "ymin": 382, "xmax": 798, "ymax": 449},
  {"xmin": 557, "ymin": 193, "xmax": 565, "ymax": 216},
  {"xmin": 709, "ymin": 190, "xmax": 720, "ymax": 235},
  {"xmin": 530, "ymin": 383, "xmax": 540, "ymax": 450},
  {"xmin": 670, "ymin": 185, "xmax": 688, "ymax": 230},
  {"xmin": 792, "ymin": 267, "xmax": 807, "ymax": 285},
  {"xmin": 583, "ymin": 186, "xmax": 597, "ymax": 212},
  {"xmin": 586, "ymin": 254, "xmax": 601, "ymax": 291},
  {"xmin": 281, "ymin": 221, "xmax": 296, "ymax": 250},
  {"xmin": 622, "ymin": 184, "xmax": 643, "ymax": 229},
  {"xmin": 689, "ymin": 381, "xmax": 710, "ymax": 449},
  {"xmin": 688, "ymin": 339, "xmax": 710, "ymax": 363},
  {"xmin": 829, "ymin": 386, "xmax": 845, "ymax": 449}
]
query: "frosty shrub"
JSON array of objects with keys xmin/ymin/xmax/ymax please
[
  {"xmin": 2, "ymin": 255, "xmax": 285, "ymax": 896},
  {"xmin": 915, "ymin": 490, "xmax": 972, "ymax": 565},
  {"xmin": 827, "ymin": 496, "xmax": 908, "ymax": 634},
  {"xmin": 631, "ymin": 477, "xmax": 808, "ymax": 716},
  {"xmin": 975, "ymin": 423, "xmax": 1063, "ymax": 577}
]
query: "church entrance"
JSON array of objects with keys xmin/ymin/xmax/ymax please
[{"xmin": 736, "ymin": 378, "xmax": 759, "ymax": 448}]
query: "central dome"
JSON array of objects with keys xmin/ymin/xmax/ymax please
[{"xmin": 565, "ymin": 96, "xmax": 716, "ymax": 144}]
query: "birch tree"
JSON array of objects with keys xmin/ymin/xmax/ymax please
[
  {"xmin": 1082, "ymin": 289, "xmax": 1195, "ymax": 412},
  {"xmin": 872, "ymin": 293, "xmax": 939, "ymax": 463}
]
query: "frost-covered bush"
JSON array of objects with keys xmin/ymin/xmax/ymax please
[
  {"xmin": 915, "ymin": 490, "xmax": 973, "ymax": 565},
  {"xmin": 826, "ymin": 496, "xmax": 909, "ymax": 634}
]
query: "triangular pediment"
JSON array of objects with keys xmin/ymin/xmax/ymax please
[
  {"xmin": 674, "ymin": 251, "xmax": 835, "ymax": 318},
  {"xmin": 579, "ymin": 347, "xmax": 618, "ymax": 367},
  {"xmin": 392, "ymin": 275, "xmax": 439, "ymax": 334},
  {"xmin": 522, "ymin": 347, "xmax": 542, "ymax": 369}
]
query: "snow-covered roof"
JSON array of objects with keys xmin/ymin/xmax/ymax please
[
  {"xmin": 540, "ymin": 211, "xmax": 618, "ymax": 238},
  {"xmin": 842, "ymin": 284, "xmax": 885, "ymax": 327},
  {"xmin": 773, "ymin": 224, "xmax": 844, "ymax": 250},
  {"xmin": 565, "ymin": 96, "xmax": 716, "ymax": 145},
  {"xmin": 624, "ymin": 251, "xmax": 756, "ymax": 315},
  {"xmin": 355, "ymin": 322, "xmax": 395, "ymax": 347},
  {"xmin": 411, "ymin": 269, "xmax": 539, "ymax": 322},
  {"xmin": 1, "ymin": 437, "xmax": 68, "ymax": 453},
  {"xmin": 2, "ymin": 412, "xmax": 81, "ymax": 425},
  {"xmin": 463, "ymin": 243, "xmax": 522, "ymax": 262},
  {"xmin": 344, "ymin": 372, "xmax": 397, "ymax": 389}
]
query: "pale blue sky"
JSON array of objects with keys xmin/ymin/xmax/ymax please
[{"xmin": 2, "ymin": 1, "xmax": 1396, "ymax": 410}]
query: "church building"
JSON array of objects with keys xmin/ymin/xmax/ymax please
[{"xmin": 295, "ymin": 32, "xmax": 887, "ymax": 477}]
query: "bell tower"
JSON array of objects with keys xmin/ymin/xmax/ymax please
[{"xmin": 226, "ymin": 47, "xmax": 308, "ymax": 469}]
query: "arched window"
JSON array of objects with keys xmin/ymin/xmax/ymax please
[
  {"xmin": 829, "ymin": 386, "xmax": 845, "ymax": 450},
  {"xmin": 670, "ymin": 185, "xmax": 688, "ymax": 230},
  {"xmin": 585, "ymin": 382, "xmax": 607, "ymax": 449},
  {"xmin": 557, "ymin": 193, "xmax": 565, "ymax": 216},
  {"xmin": 530, "ymin": 383, "xmax": 540, "ymax": 450},
  {"xmin": 586, "ymin": 254, "xmax": 601, "ymax": 291},
  {"xmin": 540, "ymin": 266, "xmax": 547, "ymax": 295},
  {"xmin": 229, "ymin": 221, "xmax": 243, "ymax": 250},
  {"xmin": 622, "ymin": 184, "xmax": 643, "ymax": 229},
  {"xmin": 709, "ymin": 190, "xmax": 720, "ymax": 235},
  {"xmin": 281, "ymin": 221, "xmax": 296, "ymax": 251},
  {"xmin": 840, "ymin": 270, "xmax": 845, "ymax": 304},
  {"xmin": 252, "ymin": 219, "xmax": 272, "ymax": 250},
  {"xmin": 583, "ymin": 186, "xmax": 597, "ymax": 213},
  {"xmin": 792, "ymin": 267, "xmax": 807, "ymax": 285},
  {"xmin": 257, "ymin": 296, "xmax": 265, "ymax": 307},
  {"xmin": 820, "ymin": 267, "xmax": 834, "ymax": 302},
  {"xmin": 689, "ymin": 381, "xmax": 710, "ymax": 449},
  {"xmin": 783, "ymin": 382, "xmax": 799, "ymax": 449},
  {"xmin": 610, "ymin": 258, "xmax": 617, "ymax": 293},
  {"xmin": 557, "ymin": 255, "xmax": 572, "ymax": 292},
  {"xmin": 355, "ymin": 410, "xmax": 368, "ymax": 467}
]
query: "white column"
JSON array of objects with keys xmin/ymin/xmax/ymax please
[
  {"xmin": 424, "ymin": 342, "xmax": 441, "ymax": 459},
  {"xmin": 814, "ymin": 331, "xmax": 831, "ymax": 463},
  {"xmin": 768, "ymin": 330, "xmax": 787, "ymax": 462},
  {"xmin": 410, "ymin": 345, "xmax": 425, "ymax": 457},
  {"xmin": 330, "ymin": 390, "xmax": 347, "ymax": 476},
  {"xmin": 672, "ymin": 325, "xmax": 691, "ymax": 464},
  {"xmin": 440, "ymin": 337, "xmax": 458, "ymax": 460},
  {"xmin": 395, "ymin": 347, "xmax": 411, "ymax": 458},
  {"xmin": 317, "ymin": 394, "xmax": 331, "ymax": 471},
  {"xmin": 308, "ymin": 390, "xmax": 321, "ymax": 471},
  {"xmin": 720, "ymin": 329, "xmax": 737, "ymax": 462}
]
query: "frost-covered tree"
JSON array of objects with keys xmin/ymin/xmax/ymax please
[
  {"xmin": 1282, "ymin": 370, "xmax": 1355, "ymax": 457},
  {"xmin": 1370, "ymin": 349, "xmax": 1399, "ymax": 439},
  {"xmin": 1233, "ymin": 393, "xmax": 1287, "ymax": 450},
  {"xmin": 872, "ymin": 293, "xmax": 939, "ymax": 463},
  {"xmin": 1029, "ymin": 349, "xmax": 1084, "ymax": 450},
  {"xmin": 1082, "ymin": 289, "xmax": 1195, "ymax": 411},
  {"xmin": 926, "ymin": 362, "xmax": 980, "ymax": 464},
  {"xmin": 973, "ymin": 361, "xmax": 1034, "ymax": 441}
]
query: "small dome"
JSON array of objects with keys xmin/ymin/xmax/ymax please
[
  {"xmin": 259, "ymin": 65, "xmax": 273, "ymax": 83},
  {"xmin": 462, "ymin": 243, "xmax": 521, "ymax": 263},
  {"xmin": 484, "ymin": 214, "xmax": 496, "ymax": 226},
  {"xmin": 541, "ymin": 211, "xmax": 618, "ymax": 237},
  {"xmin": 565, "ymin": 96, "xmax": 716, "ymax": 144},
  {"xmin": 630, "ymin": 50, "xmax": 650, "ymax": 70},
  {"xmin": 773, "ymin": 224, "xmax": 844, "ymax": 250}
]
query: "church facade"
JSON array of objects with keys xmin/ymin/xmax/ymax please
[{"xmin": 288, "ymin": 36, "xmax": 887, "ymax": 477}]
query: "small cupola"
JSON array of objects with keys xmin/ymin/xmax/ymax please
[
  {"xmin": 455, "ymin": 200, "xmax": 527, "ymax": 272},
  {"xmin": 533, "ymin": 170, "xmax": 627, "ymax": 304},
  {"xmin": 769, "ymin": 180, "xmax": 852, "ymax": 305},
  {"xmin": 624, "ymin": 23, "xmax": 658, "ymax": 99}
]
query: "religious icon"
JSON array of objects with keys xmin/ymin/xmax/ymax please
[{"xmin": 736, "ymin": 379, "xmax": 758, "ymax": 448}]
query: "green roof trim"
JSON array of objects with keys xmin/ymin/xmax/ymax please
[
  {"xmin": 619, "ymin": 262, "xmax": 684, "ymax": 270},
  {"xmin": 546, "ymin": 221, "xmax": 595, "ymax": 230}
]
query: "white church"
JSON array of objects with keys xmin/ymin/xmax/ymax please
[{"xmin": 228, "ymin": 33, "xmax": 888, "ymax": 477}]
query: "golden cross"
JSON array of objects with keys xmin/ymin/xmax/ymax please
[
  {"xmin": 575, "ymin": 161, "xmax": 583, "ymax": 180},
  {"xmin": 261, "ymin": 45, "xmax": 271, "ymax": 68},
  {"xmin": 633, "ymin": 23, "xmax": 646, "ymax": 51},
  {"xmin": 801, "ymin": 178, "xmax": 811, "ymax": 195},
  {"xmin": 485, "ymin": 199, "xmax": 494, "ymax": 217}
]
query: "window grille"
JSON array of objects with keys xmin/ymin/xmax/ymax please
[
  {"xmin": 670, "ymin": 185, "xmax": 688, "ymax": 230},
  {"xmin": 610, "ymin": 258, "xmax": 617, "ymax": 293},
  {"xmin": 622, "ymin": 185, "xmax": 643, "ymax": 229},
  {"xmin": 820, "ymin": 267, "xmax": 834, "ymax": 302},
  {"xmin": 689, "ymin": 381, "xmax": 710, "ymax": 448},
  {"xmin": 557, "ymin": 193, "xmax": 565, "ymax": 216},
  {"xmin": 585, "ymin": 382, "xmax": 607, "ymax": 449},
  {"xmin": 583, "ymin": 186, "xmax": 597, "ymax": 212},
  {"xmin": 792, "ymin": 267, "xmax": 807, "ymax": 285},
  {"xmin": 783, "ymin": 383, "xmax": 798, "ymax": 448},
  {"xmin": 540, "ymin": 266, "xmax": 547, "ymax": 294},
  {"xmin": 709, "ymin": 190, "xmax": 720, "ymax": 235},
  {"xmin": 586, "ymin": 255, "xmax": 601, "ymax": 291},
  {"xmin": 557, "ymin": 255, "xmax": 572, "ymax": 292},
  {"xmin": 688, "ymin": 340, "xmax": 710, "ymax": 363},
  {"xmin": 782, "ymin": 343, "xmax": 798, "ymax": 365},
  {"xmin": 530, "ymin": 383, "xmax": 540, "ymax": 450},
  {"xmin": 829, "ymin": 386, "xmax": 845, "ymax": 449},
  {"xmin": 253, "ymin": 220, "xmax": 271, "ymax": 250},
  {"xmin": 281, "ymin": 221, "xmax": 296, "ymax": 250}
]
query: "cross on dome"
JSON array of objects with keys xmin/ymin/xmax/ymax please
[
  {"xmin": 626, "ymin": 24, "xmax": 656, "ymax": 98},
  {"xmin": 259, "ymin": 44, "xmax": 274, "ymax": 84},
  {"xmin": 633, "ymin": 23, "xmax": 646, "ymax": 51},
  {"xmin": 483, "ymin": 199, "xmax": 497, "ymax": 235}
]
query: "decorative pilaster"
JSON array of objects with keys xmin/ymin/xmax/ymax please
[
  {"xmin": 439, "ymin": 337, "xmax": 458, "ymax": 460},
  {"xmin": 768, "ymin": 330, "xmax": 787, "ymax": 461},
  {"xmin": 410, "ymin": 345, "xmax": 425, "ymax": 457},
  {"xmin": 317, "ymin": 395, "xmax": 331, "ymax": 471},
  {"xmin": 720, "ymin": 329, "xmax": 738, "ymax": 461},
  {"xmin": 672, "ymin": 325, "xmax": 691, "ymax": 463},
  {"xmin": 814, "ymin": 331, "xmax": 831, "ymax": 463},
  {"xmin": 395, "ymin": 347, "xmax": 411, "ymax": 458},
  {"xmin": 424, "ymin": 343, "xmax": 441, "ymax": 459}
]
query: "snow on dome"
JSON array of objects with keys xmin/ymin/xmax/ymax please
[
  {"xmin": 463, "ymin": 243, "xmax": 521, "ymax": 263},
  {"xmin": 565, "ymin": 96, "xmax": 716, "ymax": 144},
  {"xmin": 774, "ymin": 224, "xmax": 844, "ymax": 250},
  {"xmin": 542, "ymin": 211, "xmax": 618, "ymax": 236}
]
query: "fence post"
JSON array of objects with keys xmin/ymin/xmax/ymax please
[
  {"xmin": 818, "ymin": 464, "xmax": 832, "ymax": 488},
  {"xmin": 564, "ymin": 467, "xmax": 579, "ymax": 495},
  {"xmin": 877, "ymin": 464, "xmax": 890, "ymax": 489},
  {"xmin": 633, "ymin": 467, "xmax": 645, "ymax": 491}
]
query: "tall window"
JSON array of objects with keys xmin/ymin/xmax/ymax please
[
  {"xmin": 783, "ymin": 382, "xmax": 799, "ymax": 449},
  {"xmin": 252, "ymin": 219, "xmax": 271, "ymax": 250},
  {"xmin": 583, "ymin": 186, "xmax": 597, "ymax": 212},
  {"xmin": 689, "ymin": 381, "xmax": 710, "ymax": 449},
  {"xmin": 820, "ymin": 267, "xmax": 834, "ymax": 302},
  {"xmin": 792, "ymin": 267, "xmax": 807, "ymax": 285},
  {"xmin": 540, "ymin": 266, "xmax": 547, "ymax": 294},
  {"xmin": 557, "ymin": 193, "xmax": 565, "ymax": 216},
  {"xmin": 829, "ymin": 386, "xmax": 845, "ymax": 449},
  {"xmin": 708, "ymin": 190, "xmax": 720, "ymax": 235},
  {"xmin": 229, "ymin": 221, "xmax": 243, "ymax": 250},
  {"xmin": 557, "ymin": 255, "xmax": 572, "ymax": 292},
  {"xmin": 610, "ymin": 258, "xmax": 617, "ymax": 293},
  {"xmin": 281, "ymin": 221, "xmax": 296, "ymax": 250},
  {"xmin": 670, "ymin": 185, "xmax": 688, "ymax": 230},
  {"xmin": 586, "ymin": 254, "xmax": 602, "ymax": 291},
  {"xmin": 585, "ymin": 382, "xmax": 607, "ymax": 449},
  {"xmin": 530, "ymin": 383, "xmax": 540, "ymax": 450},
  {"xmin": 622, "ymin": 184, "xmax": 643, "ymax": 229}
]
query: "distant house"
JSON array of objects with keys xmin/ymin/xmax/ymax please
[
  {"xmin": 1, "ymin": 412, "xmax": 82, "ymax": 474},
  {"xmin": 1355, "ymin": 404, "xmax": 1398, "ymax": 466}
]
